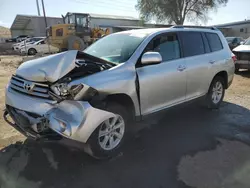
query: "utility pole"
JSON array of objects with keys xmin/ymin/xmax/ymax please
[
  {"xmin": 36, "ymin": 0, "xmax": 41, "ymax": 16},
  {"xmin": 41, "ymin": 0, "xmax": 51, "ymax": 53},
  {"xmin": 41, "ymin": 0, "xmax": 47, "ymax": 28}
]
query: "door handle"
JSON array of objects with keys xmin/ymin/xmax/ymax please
[
  {"xmin": 209, "ymin": 60, "xmax": 216, "ymax": 64},
  {"xmin": 177, "ymin": 65, "xmax": 186, "ymax": 72}
]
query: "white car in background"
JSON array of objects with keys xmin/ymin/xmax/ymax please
[
  {"xmin": 12, "ymin": 37, "xmax": 46, "ymax": 51},
  {"xmin": 20, "ymin": 39, "xmax": 59, "ymax": 55}
]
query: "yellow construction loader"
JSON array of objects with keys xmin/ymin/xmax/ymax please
[{"xmin": 47, "ymin": 12, "xmax": 110, "ymax": 51}]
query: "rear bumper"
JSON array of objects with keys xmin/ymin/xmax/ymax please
[
  {"xmin": 5, "ymin": 85, "xmax": 116, "ymax": 143},
  {"xmin": 235, "ymin": 60, "xmax": 250, "ymax": 69}
]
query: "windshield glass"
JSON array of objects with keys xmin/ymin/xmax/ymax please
[
  {"xmin": 226, "ymin": 37, "xmax": 234, "ymax": 42},
  {"xmin": 244, "ymin": 38, "xmax": 250, "ymax": 45},
  {"xmin": 76, "ymin": 15, "xmax": 87, "ymax": 27},
  {"xmin": 84, "ymin": 32, "xmax": 148, "ymax": 64}
]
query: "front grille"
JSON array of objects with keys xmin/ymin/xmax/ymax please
[
  {"xmin": 10, "ymin": 75, "xmax": 50, "ymax": 98},
  {"xmin": 234, "ymin": 52, "xmax": 250, "ymax": 61}
]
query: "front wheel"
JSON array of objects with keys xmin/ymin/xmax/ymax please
[
  {"xmin": 86, "ymin": 102, "xmax": 128, "ymax": 159},
  {"xmin": 206, "ymin": 76, "xmax": 225, "ymax": 109}
]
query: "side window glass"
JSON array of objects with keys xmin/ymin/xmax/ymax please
[
  {"xmin": 205, "ymin": 33, "xmax": 223, "ymax": 52},
  {"xmin": 181, "ymin": 32, "xmax": 205, "ymax": 57},
  {"xmin": 201, "ymin": 33, "xmax": 210, "ymax": 53},
  {"xmin": 56, "ymin": 28, "xmax": 63, "ymax": 36},
  {"xmin": 147, "ymin": 33, "xmax": 180, "ymax": 62},
  {"xmin": 232, "ymin": 38, "xmax": 237, "ymax": 44}
]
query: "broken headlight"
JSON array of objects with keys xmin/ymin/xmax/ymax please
[
  {"xmin": 50, "ymin": 83, "xmax": 84, "ymax": 98},
  {"xmin": 50, "ymin": 82, "xmax": 98, "ymax": 101}
]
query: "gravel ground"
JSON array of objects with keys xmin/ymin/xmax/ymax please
[{"xmin": 1, "ymin": 55, "xmax": 250, "ymax": 188}]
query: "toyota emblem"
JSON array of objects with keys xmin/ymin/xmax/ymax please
[{"xmin": 23, "ymin": 82, "xmax": 35, "ymax": 92}]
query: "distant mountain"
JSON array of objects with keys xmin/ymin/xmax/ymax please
[{"xmin": 0, "ymin": 26, "xmax": 11, "ymax": 38}]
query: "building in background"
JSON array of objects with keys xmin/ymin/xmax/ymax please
[
  {"xmin": 214, "ymin": 20, "xmax": 250, "ymax": 39},
  {"xmin": 11, "ymin": 15, "xmax": 63, "ymax": 37},
  {"xmin": 10, "ymin": 13, "xmax": 171, "ymax": 38}
]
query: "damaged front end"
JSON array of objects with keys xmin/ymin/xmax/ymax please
[{"xmin": 4, "ymin": 50, "xmax": 118, "ymax": 143}]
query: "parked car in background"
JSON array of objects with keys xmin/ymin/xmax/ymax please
[
  {"xmin": 19, "ymin": 39, "xmax": 59, "ymax": 55},
  {"xmin": 232, "ymin": 37, "xmax": 250, "ymax": 72},
  {"xmin": 12, "ymin": 37, "xmax": 46, "ymax": 51},
  {"xmin": 6, "ymin": 35, "xmax": 29, "ymax": 43},
  {"xmin": 4, "ymin": 26, "xmax": 234, "ymax": 158},
  {"xmin": 226, "ymin": 37, "xmax": 244, "ymax": 50}
]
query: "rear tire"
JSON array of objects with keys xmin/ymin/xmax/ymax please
[
  {"xmin": 28, "ymin": 48, "xmax": 37, "ymax": 56},
  {"xmin": 86, "ymin": 102, "xmax": 129, "ymax": 159},
  {"xmin": 206, "ymin": 76, "xmax": 225, "ymax": 109}
]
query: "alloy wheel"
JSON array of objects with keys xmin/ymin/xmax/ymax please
[
  {"xmin": 98, "ymin": 115, "xmax": 125, "ymax": 151},
  {"xmin": 212, "ymin": 81, "xmax": 223, "ymax": 104}
]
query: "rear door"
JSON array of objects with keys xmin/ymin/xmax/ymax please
[
  {"xmin": 205, "ymin": 32, "xmax": 226, "ymax": 80},
  {"xmin": 36, "ymin": 40, "xmax": 48, "ymax": 53},
  {"xmin": 179, "ymin": 31, "xmax": 210, "ymax": 100}
]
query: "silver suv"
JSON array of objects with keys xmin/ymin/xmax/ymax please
[{"xmin": 4, "ymin": 26, "xmax": 234, "ymax": 158}]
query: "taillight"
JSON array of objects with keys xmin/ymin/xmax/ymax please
[{"xmin": 232, "ymin": 55, "xmax": 237, "ymax": 63}]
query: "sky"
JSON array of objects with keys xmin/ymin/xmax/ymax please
[{"xmin": 0, "ymin": 0, "xmax": 250, "ymax": 28}]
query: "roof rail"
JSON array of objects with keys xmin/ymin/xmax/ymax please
[{"xmin": 171, "ymin": 25, "xmax": 217, "ymax": 30}]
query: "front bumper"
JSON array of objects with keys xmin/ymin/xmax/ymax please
[{"xmin": 5, "ymin": 85, "xmax": 116, "ymax": 143}]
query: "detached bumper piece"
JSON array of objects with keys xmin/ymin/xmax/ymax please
[{"xmin": 4, "ymin": 105, "xmax": 62, "ymax": 141}]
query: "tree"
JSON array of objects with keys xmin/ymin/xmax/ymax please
[{"xmin": 136, "ymin": 0, "xmax": 228, "ymax": 25}]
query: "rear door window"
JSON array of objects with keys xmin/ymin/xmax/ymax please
[
  {"xmin": 180, "ymin": 32, "xmax": 205, "ymax": 57},
  {"xmin": 205, "ymin": 33, "xmax": 223, "ymax": 52}
]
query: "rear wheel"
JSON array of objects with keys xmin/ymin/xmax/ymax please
[
  {"xmin": 206, "ymin": 76, "xmax": 225, "ymax": 109},
  {"xmin": 86, "ymin": 102, "xmax": 128, "ymax": 159},
  {"xmin": 28, "ymin": 48, "xmax": 37, "ymax": 55}
]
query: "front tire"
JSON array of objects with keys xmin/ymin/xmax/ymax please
[
  {"xmin": 206, "ymin": 76, "xmax": 225, "ymax": 109},
  {"xmin": 87, "ymin": 102, "xmax": 128, "ymax": 159}
]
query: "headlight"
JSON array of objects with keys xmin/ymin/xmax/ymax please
[
  {"xmin": 50, "ymin": 82, "xmax": 98, "ymax": 101},
  {"xmin": 50, "ymin": 83, "xmax": 71, "ymax": 96},
  {"xmin": 51, "ymin": 82, "xmax": 84, "ymax": 97}
]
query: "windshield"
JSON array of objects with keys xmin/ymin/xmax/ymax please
[
  {"xmin": 84, "ymin": 32, "xmax": 148, "ymax": 64},
  {"xmin": 76, "ymin": 15, "xmax": 88, "ymax": 27},
  {"xmin": 244, "ymin": 38, "xmax": 250, "ymax": 45},
  {"xmin": 226, "ymin": 37, "xmax": 235, "ymax": 42}
]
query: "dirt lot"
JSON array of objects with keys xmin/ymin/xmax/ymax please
[
  {"xmin": 0, "ymin": 56, "xmax": 25, "ymax": 149},
  {"xmin": 1, "ymin": 55, "xmax": 250, "ymax": 188}
]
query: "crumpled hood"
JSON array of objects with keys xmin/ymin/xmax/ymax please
[
  {"xmin": 16, "ymin": 50, "xmax": 78, "ymax": 83},
  {"xmin": 233, "ymin": 45, "xmax": 250, "ymax": 52}
]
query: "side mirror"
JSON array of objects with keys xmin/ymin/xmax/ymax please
[
  {"xmin": 240, "ymin": 41, "xmax": 244, "ymax": 45},
  {"xmin": 141, "ymin": 52, "xmax": 162, "ymax": 65}
]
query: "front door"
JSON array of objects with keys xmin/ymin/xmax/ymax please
[{"xmin": 136, "ymin": 32, "xmax": 187, "ymax": 115}]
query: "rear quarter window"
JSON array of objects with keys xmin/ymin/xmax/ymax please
[{"xmin": 205, "ymin": 33, "xmax": 223, "ymax": 52}]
